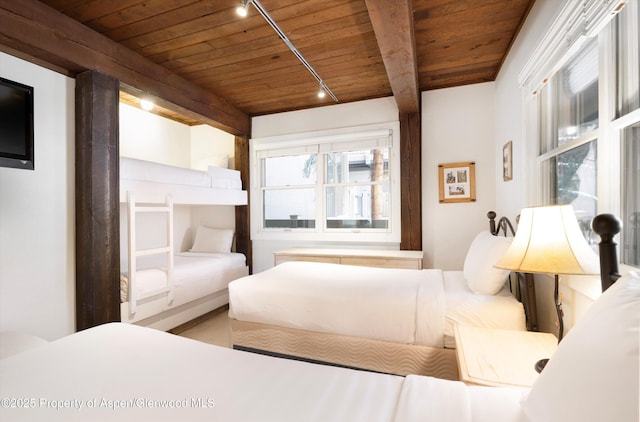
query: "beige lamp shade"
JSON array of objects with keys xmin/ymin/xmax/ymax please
[{"xmin": 494, "ymin": 205, "xmax": 600, "ymax": 275}]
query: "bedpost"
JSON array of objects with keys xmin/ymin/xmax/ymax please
[
  {"xmin": 592, "ymin": 214, "xmax": 622, "ymax": 292},
  {"xmin": 488, "ymin": 211, "xmax": 497, "ymax": 235}
]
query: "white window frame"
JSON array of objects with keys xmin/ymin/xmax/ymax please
[
  {"xmin": 249, "ymin": 122, "xmax": 401, "ymax": 243},
  {"xmin": 521, "ymin": 0, "xmax": 640, "ymax": 268}
]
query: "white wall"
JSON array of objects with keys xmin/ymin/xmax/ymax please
[
  {"xmin": 191, "ymin": 125, "xmax": 235, "ymax": 170},
  {"xmin": 422, "ymin": 82, "xmax": 497, "ymax": 269},
  {"xmin": 0, "ymin": 52, "xmax": 75, "ymax": 340},
  {"xmin": 250, "ymin": 97, "xmax": 400, "ymax": 272},
  {"xmin": 119, "ymin": 103, "xmax": 192, "ymax": 167}
]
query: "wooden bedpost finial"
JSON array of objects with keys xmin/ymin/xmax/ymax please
[
  {"xmin": 591, "ymin": 214, "xmax": 622, "ymax": 292},
  {"xmin": 488, "ymin": 211, "xmax": 497, "ymax": 235}
]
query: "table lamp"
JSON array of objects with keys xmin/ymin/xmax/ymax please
[{"xmin": 494, "ymin": 205, "xmax": 599, "ymax": 372}]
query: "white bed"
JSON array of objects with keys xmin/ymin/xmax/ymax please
[
  {"xmin": 120, "ymin": 251, "xmax": 248, "ymax": 330},
  {"xmin": 229, "ymin": 230, "xmax": 527, "ymax": 378},
  {"xmin": 230, "ymin": 263, "xmax": 526, "ymax": 349},
  {"xmin": 119, "ymin": 156, "xmax": 247, "ymax": 205},
  {"xmin": 1, "ymin": 270, "xmax": 637, "ymax": 422},
  {"xmin": 119, "ymin": 157, "xmax": 249, "ymax": 330}
]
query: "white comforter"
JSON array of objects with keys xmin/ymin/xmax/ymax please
[
  {"xmin": 121, "ymin": 252, "xmax": 247, "ymax": 305},
  {"xmin": 229, "ymin": 261, "xmax": 526, "ymax": 348},
  {"xmin": 229, "ymin": 261, "xmax": 447, "ymax": 347},
  {"xmin": 0, "ymin": 323, "xmax": 529, "ymax": 422}
]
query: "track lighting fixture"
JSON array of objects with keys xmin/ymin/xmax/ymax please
[
  {"xmin": 236, "ymin": 0, "xmax": 338, "ymax": 102},
  {"xmin": 317, "ymin": 85, "xmax": 326, "ymax": 99},
  {"xmin": 236, "ymin": 0, "xmax": 250, "ymax": 17}
]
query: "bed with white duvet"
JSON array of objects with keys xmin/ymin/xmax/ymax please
[
  {"xmin": 1, "ymin": 270, "xmax": 637, "ymax": 422},
  {"xmin": 228, "ymin": 230, "xmax": 528, "ymax": 379}
]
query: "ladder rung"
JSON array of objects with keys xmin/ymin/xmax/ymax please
[
  {"xmin": 135, "ymin": 206, "xmax": 172, "ymax": 213},
  {"xmin": 136, "ymin": 246, "xmax": 172, "ymax": 256}
]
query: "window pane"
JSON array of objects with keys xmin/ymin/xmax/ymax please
[
  {"xmin": 622, "ymin": 123, "xmax": 640, "ymax": 266},
  {"xmin": 325, "ymin": 149, "xmax": 389, "ymax": 184},
  {"xmin": 540, "ymin": 38, "xmax": 599, "ymax": 153},
  {"xmin": 263, "ymin": 154, "xmax": 316, "ymax": 187},
  {"xmin": 554, "ymin": 141, "xmax": 598, "ymax": 244},
  {"xmin": 263, "ymin": 188, "xmax": 315, "ymax": 228},
  {"xmin": 326, "ymin": 183, "xmax": 389, "ymax": 229},
  {"xmin": 615, "ymin": 0, "xmax": 640, "ymax": 117}
]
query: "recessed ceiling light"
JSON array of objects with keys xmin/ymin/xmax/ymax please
[{"xmin": 140, "ymin": 99, "xmax": 154, "ymax": 111}]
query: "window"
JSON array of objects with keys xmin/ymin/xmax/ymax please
[
  {"xmin": 622, "ymin": 123, "xmax": 640, "ymax": 266},
  {"xmin": 537, "ymin": 38, "xmax": 599, "ymax": 244},
  {"xmin": 615, "ymin": 0, "xmax": 640, "ymax": 117},
  {"xmin": 251, "ymin": 123, "xmax": 400, "ymax": 242},
  {"xmin": 528, "ymin": 0, "xmax": 639, "ymax": 266},
  {"xmin": 262, "ymin": 153, "xmax": 317, "ymax": 229}
]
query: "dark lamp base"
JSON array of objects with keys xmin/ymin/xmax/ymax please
[{"xmin": 535, "ymin": 358, "xmax": 549, "ymax": 373}]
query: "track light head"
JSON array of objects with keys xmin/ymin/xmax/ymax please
[
  {"xmin": 236, "ymin": 0, "xmax": 250, "ymax": 17},
  {"xmin": 317, "ymin": 86, "xmax": 326, "ymax": 99}
]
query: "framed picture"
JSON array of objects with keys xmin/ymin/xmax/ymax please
[
  {"xmin": 503, "ymin": 141, "xmax": 513, "ymax": 181},
  {"xmin": 438, "ymin": 162, "xmax": 476, "ymax": 203}
]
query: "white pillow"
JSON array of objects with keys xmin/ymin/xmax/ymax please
[
  {"xmin": 190, "ymin": 226, "xmax": 234, "ymax": 253},
  {"xmin": 463, "ymin": 231, "xmax": 512, "ymax": 295},
  {"xmin": 522, "ymin": 271, "xmax": 640, "ymax": 422}
]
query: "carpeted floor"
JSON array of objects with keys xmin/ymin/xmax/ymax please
[{"xmin": 177, "ymin": 310, "xmax": 232, "ymax": 348}]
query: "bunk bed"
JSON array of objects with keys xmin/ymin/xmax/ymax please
[
  {"xmin": 119, "ymin": 157, "xmax": 249, "ymax": 331},
  {"xmin": 1, "ymin": 217, "xmax": 635, "ymax": 421},
  {"xmin": 228, "ymin": 212, "xmax": 534, "ymax": 380}
]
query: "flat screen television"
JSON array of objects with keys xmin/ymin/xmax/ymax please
[{"xmin": 0, "ymin": 77, "xmax": 34, "ymax": 170}]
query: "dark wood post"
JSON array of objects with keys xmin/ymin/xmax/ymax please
[
  {"xmin": 235, "ymin": 134, "xmax": 252, "ymax": 273},
  {"xmin": 75, "ymin": 70, "xmax": 121, "ymax": 330},
  {"xmin": 592, "ymin": 214, "xmax": 622, "ymax": 292},
  {"xmin": 400, "ymin": 111, "xmax": 422, "ymax": 251}
]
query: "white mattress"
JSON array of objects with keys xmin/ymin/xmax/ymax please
[
  {"xmin": 120, "ymin": 156, "xmax": 212, "ymax": 187},
  {"xmin": 229, "ymin": 261, "xmax": 446, "ymax": 347},
  {"xmin": 119, "ymin": 157, "xmax": 246, "ymax": 205},
  {"xmin": 121, "ymin": 252, "xmax": 246, "ymax": 306},
  {"xmin": 0, "ymin": 323, "xmax": 528, "ymax": 421},
  {"xmin": 229, "ymin": 262, "xmax": 526, "ymax": 349},
  {"xmin": 443, "ymin": 271, "xmax": 527, "ymax": 348},
  {"xmin": 120, "ymin": 157, "xmax": 242, "ymax": 189}
]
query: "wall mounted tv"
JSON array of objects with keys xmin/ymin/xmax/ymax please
[{"xmin": 0, "ymin": 77, "xmax": 34, "ymax": 170}]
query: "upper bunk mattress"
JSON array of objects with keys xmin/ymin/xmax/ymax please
[{"xmin": 119, "ymin": 157, "xmax": 246, "ymax": 205}]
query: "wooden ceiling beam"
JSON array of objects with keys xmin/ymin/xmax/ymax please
[
  {"xmin": 364, "ymin": 0, "xmax": 420, "ymax": 114},
  {"xmin": 0, "ymin": 0, "xmax": 250, "ymax": 135}
]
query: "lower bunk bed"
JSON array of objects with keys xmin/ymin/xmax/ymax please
[{"xmin": 121, "ymin": 251, "xmax": 248, "ymax": 331}]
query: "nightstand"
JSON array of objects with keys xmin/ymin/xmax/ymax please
[{"xmin": 454, "ymin": 325, "xmax": 558, "ymax": 388}]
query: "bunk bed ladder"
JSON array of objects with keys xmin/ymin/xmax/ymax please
[{"xmin": 127, "ymin": 192, "xmax": 175, "ymax": 316}]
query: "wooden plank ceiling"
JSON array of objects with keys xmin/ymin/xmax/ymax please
[{"xmin": 32, "ymin": 0, "xmax": 534, "ymax": 125}]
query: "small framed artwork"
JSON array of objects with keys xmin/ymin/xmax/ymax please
[
  {"xmin": 438, "ymin": 162, "xmax": 476, "ymax": 203},
  {"xmin": 503, "ymin": 141, "xmax": 513, "ymax": 181}
]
